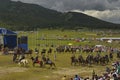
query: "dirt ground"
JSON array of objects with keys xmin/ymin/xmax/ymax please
[
  {"xmin": 53, "ymin": 67, "xmax": 106, "ymax": 79},
  {"xmin": 0, "ymin": 67, "xmax": 28, "ymax": 77}
]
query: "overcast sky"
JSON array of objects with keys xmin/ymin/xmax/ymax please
[{"xmin": 12, "ymin": 0, "xmax": 120, "ymax": 24}]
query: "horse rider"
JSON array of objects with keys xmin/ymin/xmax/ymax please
[
  {"xmin": 46, "ymin": 57, "xmax": 52, "ymax": 64},
  {"xmin": 13, "ymin": 47, "xmax": 18, "ymax": 62},
  {"xmin": 18, "ymin": 55, "xmax": 25, "ymax": 62},
  {"xmin": 35, "ymin": 48, "xmax": 39, "ymax": 55},
  {"xmin": 71, "ymin": 54, "xmax": 76, "ymax": 65},
  {"xmin": 34, "ymin": 56, "xmax": 39, "ymax": 63}
]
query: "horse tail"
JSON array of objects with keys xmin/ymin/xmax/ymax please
[{"xmin": 52, "ymin": 62, "xmax": 56, "ymax": 67}]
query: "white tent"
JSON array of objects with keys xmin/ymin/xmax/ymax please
[
  {"xmin": 95, "ymin": 45, "xmax": 104, "ymax": 47},
  {"xmin": 107, "ymin": 39, "xmax": 112, "ymax": 43}
]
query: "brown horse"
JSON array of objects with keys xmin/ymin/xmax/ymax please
[
  {"xmin": 78, "ymin": 55, "xmax": 84, "ymax": 65},
  {"xmin": 42, "ymin": 56, "xmax": 56, "ymax": 68},
  {"xmin": 31, "ymin": 57, "xmax": 43, "ymax": 67},
  {"xmin": 71, "ymin": 55, "xmax": 79, "ymax": 66}
]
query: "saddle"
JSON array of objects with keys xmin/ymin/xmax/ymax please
[
  {"xmin": 46, "ymin": 60, "xmax": 52, "ymax": 64},
  {"xmin": 34, "ymin": 60, "xmax": 41, "ymax": 64}
]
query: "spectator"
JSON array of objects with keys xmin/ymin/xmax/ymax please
[
  {"xmin": 61, "ymin": 75, "xmax": 67, "ymax": 80},
  {"xmin": 74, "ymin": 75, "xmax": 80, "ymax": 80},
  {"xmin": 117, "ymin": 65, "xmax": 120, "ymax": 75},
  {"xmin": 113, "ymin": 74, "xmax": 118, "ymax": 80},
  {"xmin": 106, "ymin": 67, "xmax": 111, "ymax": 73}
]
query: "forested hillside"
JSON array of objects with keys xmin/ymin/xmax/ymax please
[{"xmin": 0, "ymin": 0, "xmax": 120, "ymax": 30}]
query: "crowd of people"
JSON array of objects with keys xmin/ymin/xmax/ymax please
[
  {"xmin": 55, "ymin": 45, "xmax": 120, "ymax": 54},
  {"xmin": 61, "ymin": 61, "xmax": 120, "ymax": 80},
  {"xmin": 1, "ymin": 44, "xmax": 120, "ymax": 80}
]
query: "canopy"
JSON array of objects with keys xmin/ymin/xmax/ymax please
[
  {"xmin": 0, "ymin": 28, "xmax": 17, "ymax": 35},
  {"xmin": 18, "ymin": 36, "xmax": 28, "ymax": 51},
  {"xmin": 68, "ymin": 43, "xmax": 73, "ymax": 46},
  {"xmin": 107, "ymin": 39, "xmax": 112, "ymax": 43},
  {"xmin": 0, "ymin": 28, "xmax": 17, "ymax": 49},
  {"xmin": 95, "ymin": 45, "xmax": 104, "ymax": 47}
]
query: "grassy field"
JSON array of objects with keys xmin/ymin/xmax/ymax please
[{"xmin": 0, "ymin": 29, "xmax": 120, "ymax": 80}]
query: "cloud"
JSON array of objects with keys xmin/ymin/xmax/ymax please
[
  {"xmin": 72, "ymin": 9, "xmax": 120, "ymax": 24},
  {"xmin": 11, "ymin": 0, "xmax": 120, "ymax": 23},
  {"xmin": 12, "ymin": 0, "xmax": 120, "ymax": 11}
]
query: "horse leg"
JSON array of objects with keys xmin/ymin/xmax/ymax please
[
  {"xmin": 42, "ymin": 62, "xmax": 46, "ymax": 67},
  {"xmin": 24, "ymin": 62, "xmax": 26, "ymax": 67},
  {"xmin": 40, "ymin": 61, "xmax": 43, "ymax": 67},
  {"xmin": 25, "ymin": 61, "xmax": 28, "ymax": 67},
  {"xmin": 33, "ymin": 62, "xmax": 35, "ymax": 67},
  {"xmin": 74, "ymin": 61, "xmax": 77, "ymax": 66},
  {"xmin": 71, "ymin": 61, "xmax": 73, "ymax": 65},
  {"xmin": 49, "ymin": 64, "xmax": 52, "ymax": 69},
  {"xmin": 52, "ymin": 62, "xmax": 56, "ymax": 67}
]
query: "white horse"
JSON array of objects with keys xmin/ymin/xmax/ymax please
[{"xmin": 18, "ymin": 59, "xmax": 29, "ymax": 67}]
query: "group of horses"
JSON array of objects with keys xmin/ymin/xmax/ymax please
[
  {"xmin": 30, "ymin": 56, "xmax": 56, "ymax": 68},
  {"xmin": 55, "ymin": 45, "xmax": 119, "ymax": 54},
  {"xmin": 12, "ymin": 47, "xmax": 56, "ymax": 68},
  {"xmin": 12, "ymin": 46, "xmax": 120, "ymax": 68},
  {"xmin": 71, "ymin": 53, "xmax": 115, "ymax": 66},
  {"xmin": 16, "ymin": 56, "xmax": 56, "ymax": 68}
]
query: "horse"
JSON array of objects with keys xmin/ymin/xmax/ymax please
[
  {"xmin": 99, "ymin": 56, "xmax": 105, "ymax": 65},
  {"xmin": 41, "ymin": 49, "xmax": 46, "ymax": 55},
  {"xmin": 104, "ymin": 55, "xmax": 109, "ymax": 64},
  {"xmin": 78, "ymin": 55, "xmax": 85, "ymax": 65},
  {"xmin": 42, "ymin": 56, "xmax": 56, "ymax": 68},
  {"xmin": 55, "ymin": 46, "xmax": 65, "ymax": 53},
  {"xmin": 82, "ymin": 48, "xmax": 93, "ymax": 53},
  {"xmin": 109, "ymin": 52, "xmax": 113, "ymax": 60},
  {"xmin": 18, "ymin": 59, "xmax": 29, "ymax": 67},
  {"xmin": 47, "ymin": 48, "xmax": 52, "ymax": 55},
  {"xmin": 85, "ymin": 54, "xmax": 94, "ymax": 65},
  {"xmin": 71, "ymin": 55, "xmax": 78, "ymax": 66},
  {"xmin": 30, "ymin": 57, "xmax": 43, "ymax": 67},
  {"xmin": 93, "ymin": 55, "xmax": 100, "ymax": 64}
]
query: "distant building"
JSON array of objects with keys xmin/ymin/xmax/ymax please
[{"xmin": 100, "ymin": 37, "xmax": 120, "ymax": 41}]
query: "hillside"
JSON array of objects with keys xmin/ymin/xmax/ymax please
[
  {"xmin": 0, "ymin": 0, "xmax": 63, "ymax": 30},
  {"xmin": 62, "ymin": 12, "xmax": 120, "ymax": 29},
  {"xmin": 0, "ymin": 0, "xmax": 120, "ymax": 30}
]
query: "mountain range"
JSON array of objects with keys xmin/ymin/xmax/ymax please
[{"xmin": 0, "ymin": 0, "xmax": 120, "ymax": 30}]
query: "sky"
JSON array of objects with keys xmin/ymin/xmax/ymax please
[{"xmin": 12, "ymin": 0, "xmax": 120, "ymax": 24}]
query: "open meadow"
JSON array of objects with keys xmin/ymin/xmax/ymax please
[{"xmin": 0, "ymin": 29, "xmax": 120, "ymax": 80}]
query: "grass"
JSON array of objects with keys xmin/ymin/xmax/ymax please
[
  {"xmin": 0, "ymin": 29, "xmax": 120, "ymax": 80},
  {"xmin": 0, "ymin": 53, "xmax": 118, "ymax": 80}
]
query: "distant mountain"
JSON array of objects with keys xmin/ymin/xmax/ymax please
[
  {"xmin": 62, "ymin": 12, "xmax": 120, "ymax": 29},
  {"xmin": 0, "ymin": 0, "xmax": 120, "ymax": 30}
]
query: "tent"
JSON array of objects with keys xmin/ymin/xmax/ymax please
[
  {"xmin": 18, "ymin": 36, "xmax": 28, "ymax": 51},
  {"xmin": 0, "ymin": 28, "xmax": 17, "ymax": 49},
  {"xmin": 95, "ymin": 45, "xmax": 104, "ymax": 47},
  {"xmin": 68, "ymin": 43, "xmax": 73, "ymax": 46},
  {"xmin": 107, "ymin": 39, "xmax": 112, "ymax": 43}
]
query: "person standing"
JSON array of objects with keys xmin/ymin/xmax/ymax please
[
  {"xmin": 117, "ymin": 65, "xmax": 120, "ymax": 79},
  {"xmin": 74, "ymin": 75, "xmax": 80, "ymax": 80}
]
